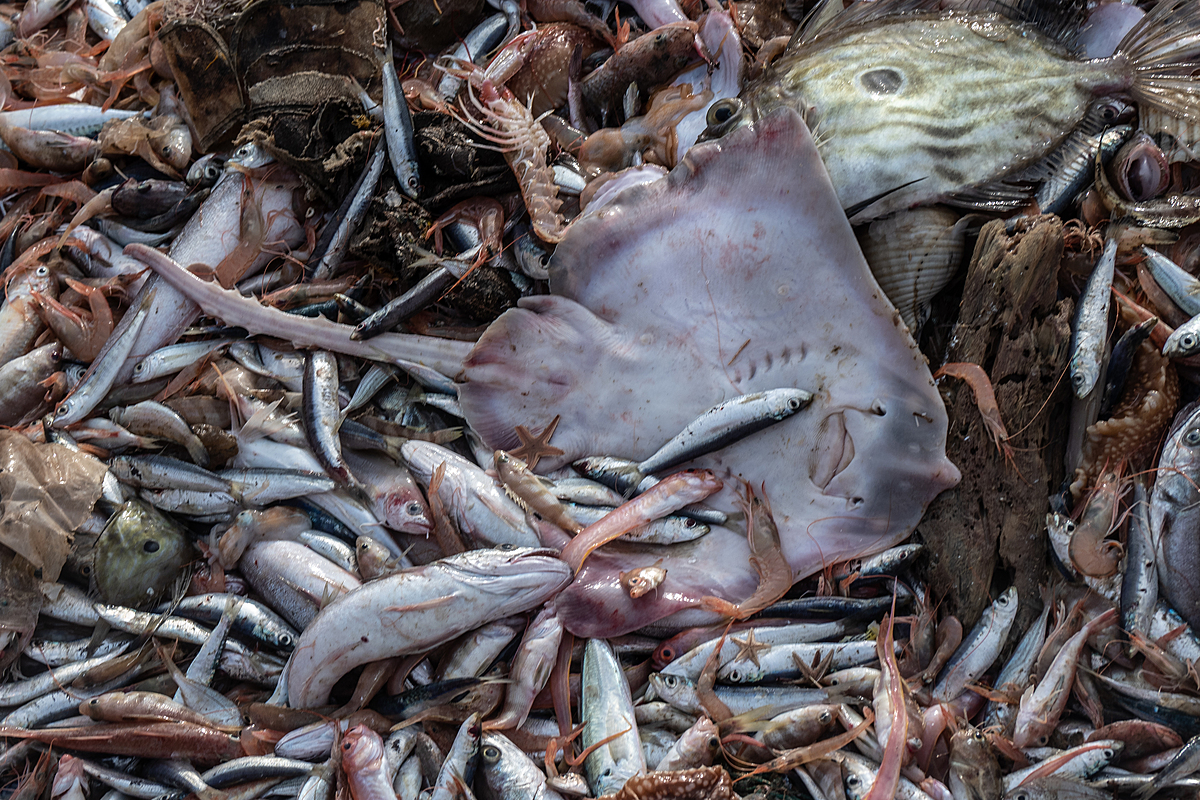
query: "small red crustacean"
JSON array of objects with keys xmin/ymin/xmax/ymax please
[{"xmin": 446, "ymin": 60, "xmax": 567, "ymax": 244}]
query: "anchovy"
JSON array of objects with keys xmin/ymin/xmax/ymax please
[
  {"xmin": 352, "ymin": 259, "xmax": 471, "ymax": 341},
  {"xmin": 381, "ymin": 45, "xmax": 421, "ymax": 199},
  {"xmin": 982, "ymin": 600, "xmax": 1052, "ymax": 735},
  {"xmin": 636, "ymin": 388, "xmax": 813, "ymax": 474},
  {"xmin": 166, "ymin": 593, "xmax": 298, "ymax": 651},
  {"xmin": 302, "ymin": 350, "xmax": 355, "ymax": 488},
  {"xmin": 0, "ymin": 105, "xmax": 144, "ymax": 136},
  {"xmin": 435, "ymin": 12, "xmax": 512, "ymax": 100},
  {"xmin": 311, "ymin": 146, "xmax": 387, "ymax": 282},
  {"xmin": 1069, "ymin": 238, "xmax": 1117, "ymax": 398},
  {"xmin": 1034, "ymin": 120, "xmax": 1132, "ymax": 217},
  {"xmin": 933, "ymin": 586, "xmax": 1019, "ymax": 702},
  {"xmin": 200, "ymin": 757, "xmax": 316, "ymax": 789},
  {"xmin": 1123, "ymin": 479, "xmax": 1159, "ymax": 641},
  {"xmin": 663, "ymin": 620, "xmax": 847, "ymax": 681},
  {"xmin": 717, "ymin": 639, "xmax": 882, "ymax": 684},
  {"xmin": 131, "ymin": 340, "xmax": 232, "ymax": 384}
]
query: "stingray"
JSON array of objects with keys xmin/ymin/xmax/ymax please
[
  {"xmin": 458, "ymin": 108, "xmax": 960, "ymax": 637},
  {"xmin": 135, "ymin": 107, "xmax": 959, "ymax": 639}
]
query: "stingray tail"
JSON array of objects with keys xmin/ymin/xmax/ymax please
[{"xmin": 1117, "ymin": 0, "xmax": 1200, "ymax": 122}]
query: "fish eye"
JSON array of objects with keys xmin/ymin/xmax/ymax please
[
  {"xmin": 659, "ymin": 647, "xmax": 674, "ymax": 660},
  {"xmin": 998, "ymin": 594, "xmax": 1011, "ymax": 605},
  {"xmin": 143, "ymin": 540, "xmax": 160, "ymax": 553},
  {"xmin": 35, "ymin": 266, "xmax": 49, "ymax": 276},
  {"xmin": 859, "ymin": 67, "xmax": 904, "ymax": 95},
  {"xmin": 1071, "ymin": 372, "xmax": 1085, "ymax": 387},
  {"xmin": 846, "ymin": 776, "xmax": 861, "ymax": 789},
  {"xmin": 279, "ymin": 634, "xmax": 293, "ymax": 646},
  {"xmin": 482, "ymin": 745, "xmax": 501, "ymax": 762},
  {"xmin": 406, "ymin": 503, "xmax": 422, "ymax": 515},
  {"xmin": 407, "ymin": 177, "xmax": 420, "ymax": 191},
  {"xmin": 664, "ymin": 676, "xmax": 678, "ymax": 689},
  {"xmin": 788, "ymin": 397, "xmax": 802, "ymax": 410},
  {"xmin": 1036, "ymin": 735, "xmax": 1048, "ymax": 746},
  {"xmin": 819, "ymin": 710, "xmax": 832, "ymax": 723},
  {"xmin": 80, "ymin": 564, "xmax": 91, "ymax": 576},
  {"xmin": 359, "ymin": 541, "xmax": 371, "ymax": 551},
  {"xmin": 1014, "ymin": 793, "xmax": 1029, "ymax": 800},
  {"xmin": 706, "ymin": 98, "xmax": 742, "ymax": 128},
  {"xmin": 707, "ymin": 737, "xmax": 720, "ymax": 749},
  {"xmin": 55, "ymin": 402, "xmax": 70, "ymax": 417},
  {"xmin": 1187, "ymin": 429, "xmax": 1200, "ymax": 446},
  {"xmin": 728, "ymin": 670, "xmax": 741, "ymax": 681},
  {"xmin": 1185, "ymin": 334, "xmax": 1199, "ymax": 350},
  {"xmin": 498, "ymin": 544, "xmax": 517, "ymax": 551}
]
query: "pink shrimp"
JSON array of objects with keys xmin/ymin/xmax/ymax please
[{"xmin": 447, "ymin": 61, "xmax": 567, "ymax": 244}]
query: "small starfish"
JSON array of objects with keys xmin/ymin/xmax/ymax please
[
  {"xmin": 731, "ymin": 630, "xmax": 770, "ymax": 668},
  {"xmin": 509, "ymin": 414, "xmax": 564, "ymax": 471}
]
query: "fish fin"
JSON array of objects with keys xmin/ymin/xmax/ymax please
[
  {"xmin": 502, "ymin": 485, "xmax": 532, "ymax": 513},
  {"xmin": 942, "ymin": 179, "xmax": 1036, "ymax": 212},
  {"xmin": 843, "ymin": 178, "xmax": 926, "ymax": 219},
  {"xmin": 1118, "ymin": 0, "xmax": 1200, "ymax": 123},
  {"xmin": 958, "ymin": 0, "xmax": 1086, "ymax": 50},
  {"xmin": 237, "ymin": 398, "xmax": 291, "ymax": 443},
  {"xmin": 800, "ymin": 0, "xmax": 942, "ymax": 42},
  {"xmin": 795, "ymin": 0, "xmax": 1085, "ymax": 49}
]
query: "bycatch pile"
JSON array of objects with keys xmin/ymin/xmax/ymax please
[{"xmin": 4, "ymin": 0, "xmax": 1200, "ymax": 798}]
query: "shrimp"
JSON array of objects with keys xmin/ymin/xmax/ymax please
[
  {"xmin": 933, "ymin": 361, "xmax": 1016, "ymax": 469},
  {"xmin": 1068, "ymin": 468, "xmax": 1126, "ymax": 579},
  {"xmin": 698, "ymin": 483, "xmax": 792, "ymax": 621},
  {"xmin": 445, "ymin": 60, "xmax": 567, "ymax": 244}
]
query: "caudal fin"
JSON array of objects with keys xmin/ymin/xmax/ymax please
[{"xmin": 1118, "ymin": 0, "xmax": 1200, "ymax": 121}]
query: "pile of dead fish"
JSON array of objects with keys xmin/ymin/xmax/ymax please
[{"xmin": 5, "ymin": 0, "xmax": 1200, "ymax": 797}]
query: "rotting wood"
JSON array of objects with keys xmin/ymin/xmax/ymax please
[{"xmin": 917, "ymin": 216, "xmax": 1074, "ymax": 630}]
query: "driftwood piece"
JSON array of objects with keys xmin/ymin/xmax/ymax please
[{"xmin": 916, "ymin": 217, "xmax": 1074, "ymax": 629}]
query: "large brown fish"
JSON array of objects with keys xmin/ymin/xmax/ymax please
[{"xmin": 733, "ymin": 0, "xmax": 1200, "ymax": 219}]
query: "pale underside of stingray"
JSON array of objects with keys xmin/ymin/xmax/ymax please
[{"xmin": 459, "ymin": 108, "xmax": 960, "ymax": 638}]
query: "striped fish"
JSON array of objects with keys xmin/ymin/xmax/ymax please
[{"xmin": 735, "ymin": 0, "xmax": 1200, "ymax": 220}]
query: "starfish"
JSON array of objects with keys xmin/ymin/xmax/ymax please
[
  {"xmin": 509, "ymin": 414, "xmax": 564, "ymax": 471},
  {"xmin": 730, "ymin": 630, "xmax": 770, "ymax": 668}
]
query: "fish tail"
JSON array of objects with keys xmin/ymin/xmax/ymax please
[{"xmin": 1117, "ymin": 0, "xmax": 1200, "ymax": 121}]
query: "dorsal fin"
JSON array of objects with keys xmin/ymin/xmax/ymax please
[
  {"xmin": 958, "ymin": 0, "xmax": 1086, "ymax": 50},
  {"xmin": 793, "ymin": 0, "xmax": 1085, "ymax": 51}
]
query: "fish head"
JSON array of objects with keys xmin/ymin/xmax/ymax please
[
  {"xmin": 92, "ymin": 499, "xmax": 191, "ymax": 608},
  {"xmin": 341, "ymin": 724, "xmax": 386, "ymax": 771}
]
